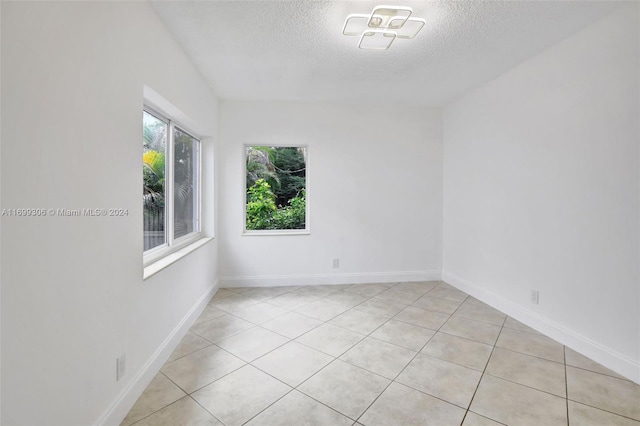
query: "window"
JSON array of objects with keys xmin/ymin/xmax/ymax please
[
  {"xmin": 143, "ymin": 108, "xmax": 201, "ymax": 258},
  {"xmin": 245, "ymin": 146, "xmax": 307, "ymax": 233}
]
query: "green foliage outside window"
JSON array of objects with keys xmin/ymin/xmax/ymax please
[
  {"xmin": 143, "ymin": 150, "xmax": 165, "ymax": 211},
  {"xmin": 245, "ymin": 146, "xmax": 306, "ymax": 231}
]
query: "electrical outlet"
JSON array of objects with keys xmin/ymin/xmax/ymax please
[
  {"xmin": 530, "ymin": 289, "xmax": 539, "ymax": 305},
  {"xmin": 117, "ymin": 354, "xmax": 126, "ymax": 381},
  {"xmin": 332, "ymin": 258, "xmax": 339, "ymax": 268}
]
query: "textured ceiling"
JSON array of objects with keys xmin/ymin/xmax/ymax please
[{"xmin": 150, "ymin": 0, "xmax": 625, "ymax": 106}]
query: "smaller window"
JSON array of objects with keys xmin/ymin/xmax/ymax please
[
  {"xmin": 143, "ymin": 108, "xmax": 201, "ymax": 261},
  {"xmin": 244, "ymin": 146, "xmax": 308, "ymax": 233}
]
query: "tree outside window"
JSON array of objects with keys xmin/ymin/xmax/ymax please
[{"xmin": 245, "ymin": 146, "xmax": 307, "ymax": 231}]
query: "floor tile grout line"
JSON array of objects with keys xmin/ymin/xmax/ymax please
[
  {"xmin": 441, "ymin": 309, "xmax": 505, "ymax": 325},
  {"xmin": 451, "ymin": 296, "xmax": 507, "ymax": 423},
  {"xmin": 191, "ymin": 309, "xmax": 256, "ymax": 331},
  {"xmin": 489, "ymin": 345, "xmax": 566, "ymax": 366},
  {"xmin": 158, "ymin": 368, "xmax": 194, "ymax": 395},
  {"xmin": 329, "ymin": 309, "xmax": 400, "ymax": 337},
  {"xmin": 238, "ymin": 388, "xmax": 297, "ymax": 425},
  {"xmin": 209, "ymin": 297, "xmax": 263, "ymax": 312},
  {"xmin": 294, "ymin": 305, "xmax": 374, "ymax": 357},
  {"xmin": 465, "ymin": 411, "xmax": 510, "ymax": 426},
  {"xmin": 434, "ymin": 328, "xmax": 499, "ymax": 347},
  {"xmin": 212, "ymin": 286, "xmax": 300, "ymax": 305},
  {"xmin": 484, "ymin": 326, "xmax": 580, "ymax": 409},
  {"xmin": 248, "ymin": 349, "xmax": 335, "ymax": 390},
  {"xmin": 125, "ymin": 395, "xmax": 192, "ymax": 426},
  {"xmin": 359, "ymin": 334, "xmax": 440, "ymax": 417},
  {"xmin": 565, "ymin": 363, "xmax": 635, "ymax": 383},
  {"xmin": 261, "ymin": 322, "xmax": 324, "ymax": 340},
  {"xmin": 358, "ymin": 327, "xmax": 432, "ymax": 352},
  {"xmin": 154, "ymin": 369, "xmax": 245, "ymax": 425},
  {"xmin": 158, "ymin": 370, "xmax": 188, "ymax": 393},
  {"xmin": 387, "ymin": 378, "xmax": 482, "ymax": 413},
  {"xmin": 492, "ymin": 341, "xmax": 565, "ymax": 365},
  {"xmin": 293, "ymin": 382, "xmax": 360, "ymax": 423},
  {"xmin": 336, "ymin": 350, "xmax": 415, "ymax": 383},
  {"xmin": 294, "ymin": 306, "xmax": 353, "ymax": 323},
  {"xmin": 276, "ymin": 290, "xmax": 358, "ymax": 311},
  {"xmin": 564, "ymin": 399, "xmax": 640, "ymax": 422},
  {"xmin": 225, "ymin": 303, "xmax": 296, "ymax": 325},
  {"xmin": 426, "ymin": 309, "xmax": 491, "ymax": 343},
  {"xmin": 188, "ymin": 320, "xmax": 255, "ymax": 347},
  {"xmin": 351, "ymin": 381, "xmax": 394, "ymax": 424},
  {"xmin": 483, "ymin": 316, "xmax": 566, "ymax": 365},
  {"xmin": 173, "ymin": 361, "xmax": 244, "ymax": 396},
  {"xmin": 186, "ymin": 394, "xmax": 228, "ymax": 426},
  {"xmin": 225, "ymin": 337, "xmax": 291, "ymax": 361},
  {"xmin": 456, "ymin": 299, "xmax": 503, "ymax": 425},
  {"xmin": 564, "ymin": 345, "xmax": 570, "ymax": 426},
  {"xmin": 481, "ymin": 371, "xmax": 568, "ymax": 400},
  {"xmin": 295, "ymin": 356, "xmax": 389, "ymax": 423},
  {"xmin": 163, "ymin": 340, "xmax": 214, "ymax": 365},
  {"xmin": 368, "ymin": 294, "xmax": 424, "ymax": 306},
  {"xmin": 239, "ymin": 383, "xmax": 360, "ymax": 426},
  {"xmin": 258, "ymin": 287, "xmax": 349, "ymax": 311},
  {"xmin": 289, "ymin": 354, "xmax": 339, "ymax": 386},
  {"xmin": 171, "ymin": 345, "xmax": 250, "ymax": 395},
  {"xmin": 274, "ymin": 351, "xmax": 367, "ymax": 421},
  {"xmin": 500, "ymin": 323, "xmax": 544, "ymax": 336},
  {"xmin": 179, "ymin": 347, "xmax": 301, "ymax": 424},
  {"xmin": 450, "ymin": 312, "xmax": 507, "ymax": 327},
  {"xmin": 295, "ymin": 379, "xmax": 369, "ymax": 423},
  {"xmin": 161, "ymin": 342, "xmax": 224, "ymax": 368}
]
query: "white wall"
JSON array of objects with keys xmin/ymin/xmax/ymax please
[
  {"xmin": 1, "ymin": 2, "xmax": 219, "ymax": 425},
  {"xmin": 443, "ymin": 5, "xmax": 639, "ymax": 382},
  {"xmin": 219, "ymin": 102, "xmax": 442, "ymax": 286}
]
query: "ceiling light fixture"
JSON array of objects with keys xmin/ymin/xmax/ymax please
[{"xmin": 342, "ymin": 5, "xmax": 425, "ymax": 50}]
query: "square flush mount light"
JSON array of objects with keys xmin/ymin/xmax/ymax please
[{"xmin": 342, "ymin": 5, "xmax": 426, "ymax": 50}]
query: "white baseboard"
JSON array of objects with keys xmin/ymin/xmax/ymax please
[
  {"xmin": 443, "ymin": 271, "xmax": 640, "ymax": 384},
  {"xmin": 219, "ymin": 270, "xmax": 442, "ymax": 288},
  {"xmin": 96, "ymin": 281, "xmax": 219, "ymax": 426}
]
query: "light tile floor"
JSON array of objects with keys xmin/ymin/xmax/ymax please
[{"xmin": 122, "ymin": 281, "xmax": 640, "ymax": 426}]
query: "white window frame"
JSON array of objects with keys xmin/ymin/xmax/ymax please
[
  {"xmin": 143, "ymin": 106, "xmax": 202, "ymax": 266},
  {"xmin": 242, "ymin": 144, "xmax": 310, "ymax": 236}
]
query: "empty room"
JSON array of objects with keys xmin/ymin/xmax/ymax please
[{"xmin": 1, "ymin": 0, "xmax": 639, "ymax": 425}]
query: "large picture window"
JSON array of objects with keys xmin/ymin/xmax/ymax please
[
  {"xmin": 245, "ymin": 146, "xmax": 307, "ymax": 233},
  {"xmin": 143, "ymin": 108, "xmax": 200, "ymax": 257}
]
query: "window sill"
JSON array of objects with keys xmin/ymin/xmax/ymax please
[
  {"xmin": 242, "ymin": 230, "xmax": 310, "ymax": 236},
  {"xmin": 143, "ymin": 237, "xmax": 213, "ymax": 280}
]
